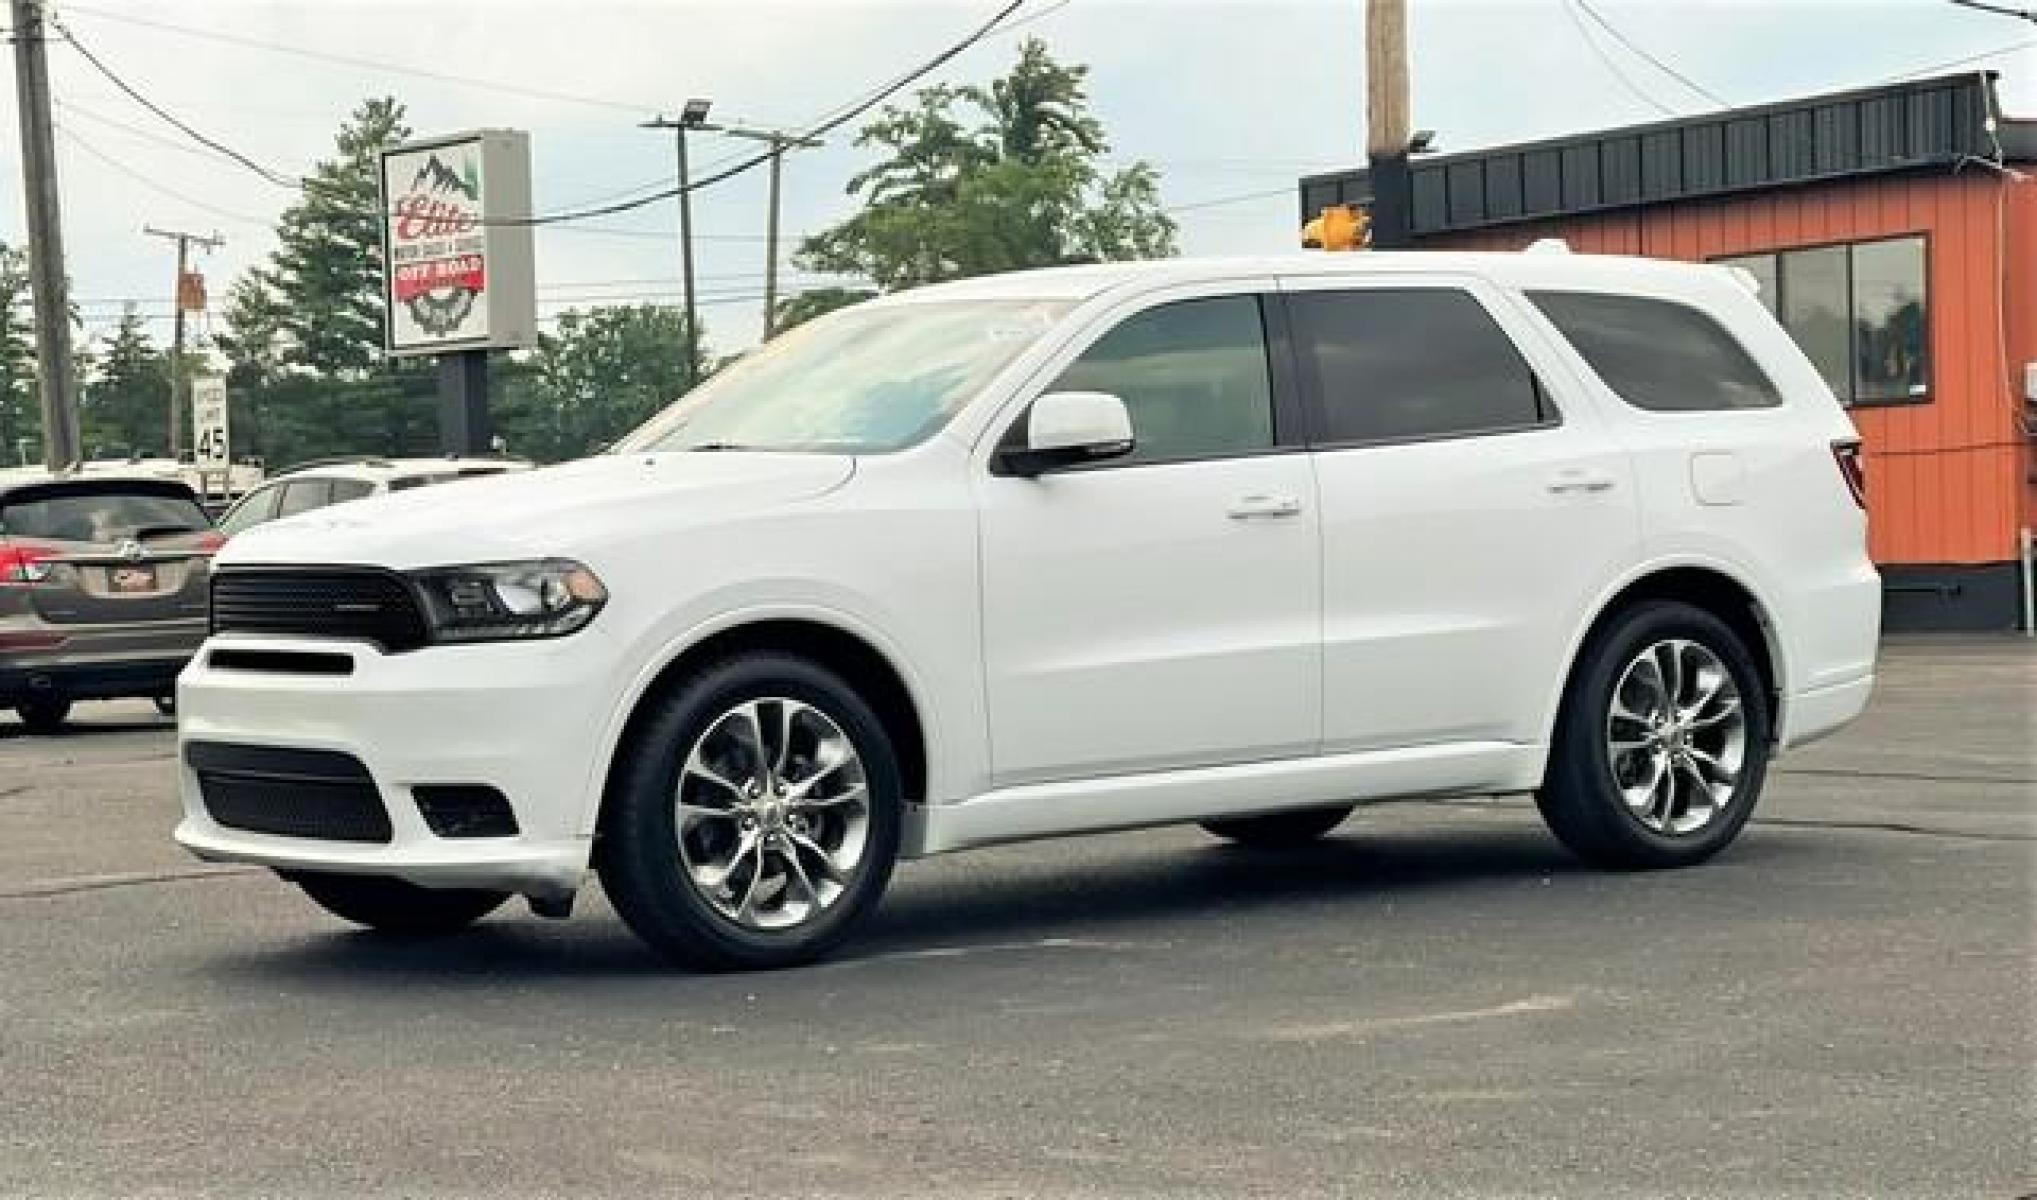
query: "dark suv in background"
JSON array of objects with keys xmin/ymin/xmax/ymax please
[{"xmin": 0, "ymin": 473, "xmax": 219, "ymax": 732}]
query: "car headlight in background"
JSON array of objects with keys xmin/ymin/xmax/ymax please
[{"xmin": 408, "ymin": 559, "xmax": 608, "ymax": 643}]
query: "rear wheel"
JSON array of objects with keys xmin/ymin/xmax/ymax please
[
  {"xmin": 15, "ymin": 696, "xmax": 71, "ymax": 735},
  {"xmin": 294, "ymin": 873, "xmax": 510, "ymax": 935},
  {"xmin": 1536, "ymin": 601, "xmax": 1771, "ymax": 869},
  {"xmin": 597, "ymin": 652, "xmax": 902, "ymax": 971},
  {"xmin": 1200, "ymin": 805, "xmax": 1354, "ymax": 848}
]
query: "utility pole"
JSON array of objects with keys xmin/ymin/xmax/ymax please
[
  {"xmin": 1365, "ymin": 0, "xmax": 1414, "ymax": 248},
  {"xmin": 643, "ymin": 99, "xmax": 718, "ymax": 388},
  {"xmin": 142, "ymin": 226, "xmax": 222, "ymax": 458},
  {"xmin": 718, "ymin": 125, "xmax": 822, "ymax": 340},
  {"xmin": 10, "ymin": 0, "xmax": 81, "ymax": 471}
]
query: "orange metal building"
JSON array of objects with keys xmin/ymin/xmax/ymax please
[{"xmin": 1303, "ymin": 73, "xmax": 2035, "ymax": 631}]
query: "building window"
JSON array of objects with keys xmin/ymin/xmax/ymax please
[{"xmin": 1715, "ymin": 234, "xmax": 1928, "ymax": 406}]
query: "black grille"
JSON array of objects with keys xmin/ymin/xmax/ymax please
[
  {"xmin": 413, "ymin": 785, "xmax": 520, "ymax": 838},
  {"xmin": 189, "ymin": 742, "xmax": 392, "ymax": 843},
  {"xmin": 211, "ymin": 568, "xmax": 429, "ymax": 652}
]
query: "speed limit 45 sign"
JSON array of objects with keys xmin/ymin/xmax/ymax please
[{"xmin": 191, "ymin": 377, "xmax": 229, "ymax": 467}]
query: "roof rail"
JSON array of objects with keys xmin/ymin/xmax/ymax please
[{"xmin": 274, "ymin": 455, "xmax": 394, "ymax": 477}]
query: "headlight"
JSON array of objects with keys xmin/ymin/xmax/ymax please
[{"xmin": 407, "ymin": 559, "xmax": 608, "ymax": 643}]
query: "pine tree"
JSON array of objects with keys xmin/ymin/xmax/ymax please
[
  {"xmin": 0, "ymin": 243, "xmax": 39, "ymax": 464},
  {"xmin": 219, "ymin": 98, "xmax": 435, "ymax": 466},
  {"xmin": 80, "ymin": 308, "xmax": 169, "ymax": 458}
]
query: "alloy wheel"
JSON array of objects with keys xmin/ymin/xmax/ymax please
[
  {"xmin": 673, "ymin": 697, "xmax": 872, "ymax": 931},
  {"xmin": 1604, "ymin": 638, "xmax": 1748, "ymax": 836}
]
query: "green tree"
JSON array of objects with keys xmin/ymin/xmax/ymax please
[
  {"xmin": 771, "ymin": 287, "xmax": 877, "ymax": 335},
  {"xmin": 0, "ymin": 243, "xmax": 40, "ymax": 464},
  {"xmin": 495, "ymin": 305, "xmax": 706, "ymax": 463},
  {"xmin": 219, "ymin": 98, "xmax": 434, "ymax": 467},
  {"xmin": 799, "ymin": 39, "xmax": 1175, "ymax": 290},
  {"xmin": 80, "ymin": 308, "xmax": 169, "ymax": 458}
]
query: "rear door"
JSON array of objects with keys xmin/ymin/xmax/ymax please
[
  {"xmin": 1280, "ymin": 274, "xmax": 1640, "ymax": 752},
  {"xmin": 0, "ymin": 480, "xmax": 215, "ymax": 625}
]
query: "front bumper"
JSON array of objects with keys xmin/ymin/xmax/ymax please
[{"xmin": 173, "ymin": 629, "xmax": 623, "ymax": 899}]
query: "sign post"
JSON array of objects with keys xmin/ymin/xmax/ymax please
[{"xmin": 379, "ymin": 130, "xmax": 536, "ymax": 455}]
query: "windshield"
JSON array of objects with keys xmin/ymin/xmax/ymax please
[{"xmin": 616, "ymin": 298, "xmax": 1072, "ymax": 455}]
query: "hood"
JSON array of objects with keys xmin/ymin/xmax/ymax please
[{"xmin": 222, "ymin": 452, "xmax": 855, "ymax": 570}]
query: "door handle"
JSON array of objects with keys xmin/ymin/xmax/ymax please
[
  {"xmin": 1546, "ymin": 469, "xmax": 1615, "ymax": 495},
  {"xmin": 1227, "ymin": 494, "xmax": 1304, "ymax": 520}
]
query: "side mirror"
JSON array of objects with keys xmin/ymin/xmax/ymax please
[{"xmin": 998, "ymin": 391, "xmax": 1135, "ymax": 477}]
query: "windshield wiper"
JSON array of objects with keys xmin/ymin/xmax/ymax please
[
  {"xmin": 130, "ymin": 524, "xmax": 203, "ymax": 540},
  {"xmin": 683, "ymin": 442, "xmax": 760, "ymax": 452}
]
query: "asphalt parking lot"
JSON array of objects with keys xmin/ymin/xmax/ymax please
[{"xmin": 2, "ymin": 638, "xmax": 2030, "ymax": 1198}]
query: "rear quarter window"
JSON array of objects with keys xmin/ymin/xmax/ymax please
[{"xmin": 1528, "ymin": 290, "xmax": 1782, "ymax": 412}]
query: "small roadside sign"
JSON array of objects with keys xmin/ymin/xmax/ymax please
[{"xmin": 191, "ymin": 377, "xmax": 229, "ymax": 468}]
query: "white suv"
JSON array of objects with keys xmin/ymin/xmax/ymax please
[{"xmin": 175, "ymin": 252, "xmax": 1880, "ymax": 970}]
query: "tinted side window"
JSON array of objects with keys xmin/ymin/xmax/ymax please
[
  {"xmin": 275, "ymin": 479, "xmax": 333, "ymax": 518},
  {"xmin": 327, "ymin": 479, "xmax": 375, "ymax": 504},
  {"xmin": 1046, "ymin": 296, "xmax": 1274, "ymax": 465},
  {"xmin": 1530, "ymin": 290, "xmax": 1782, "ymax": 412},
  {"xmin": 216, "ymin": 484, "xmax": 281, "ymax": 535},
  {"xmin": 1289, "ymin": 289, "xmax": 1546, "ymax": 443}
]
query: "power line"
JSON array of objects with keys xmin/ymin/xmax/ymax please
[
  {"xmin": 53, "ymin": 97, "xmax": 254, "ymax": 167},
  {"xmin": 56, "ymin": 2, "xmax": 664, "ymax": 114},
  {"xmin": 49, "ymin": 0, "xmax": 1030, "ymax": 231},
  {"xmin": 53, "ymin": 125, "xmax": 275, "ymax": 226},
  {"xmin": 1876, "ymin": 36, "xmax": 2037, "ymax": 81},
  {"xmin": 51, "ymin": 17, "xmax": 303, "ymax": 190},
  {"xmin": 1571, "ymin": 0, "xmax": 1732, "ymax": 108},
  {"xmin": 1560, "ymin": 0, "xmax": 1681, "ymax": 117},
  {"xmin": 1164, "ymin": 186, "xmax": 1294, "ymax": 214},
  {"xmin": 498, "ymin": 0, "xmax": 1028, "ymax": 229}
]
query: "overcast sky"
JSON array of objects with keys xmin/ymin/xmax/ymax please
[{"xmin": 3, "ymin": 0, "xmax": 2031, "ymax": 358}]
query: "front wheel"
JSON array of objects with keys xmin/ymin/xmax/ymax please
[
  {"xmin": 1536, "ymin": 601, "xmax": 1771, "ymax": 869},
  {"xmin": 597, "ymin": 652, "xmax": 903, "ymax": 971},
  {"xmin": 295, "ymin": 873, "xmax": 510, "ymax": 935},
  {"xmin": 1201, "ymin": 805, "xmax": 1354, "ymax": 848}
]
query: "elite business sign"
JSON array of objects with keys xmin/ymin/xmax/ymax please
[{"xmin": 379, "ymin": 130, "xmax": 537, "ymax": 356}]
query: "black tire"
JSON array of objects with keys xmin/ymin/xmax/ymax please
[
  {"xmin": 15, "ymin": 696, "xmax": 71, "ymax": 735},
  {"xmin": 1536, "ymin": 600, "xmax": 1772, "ymax": 869},
  {"xmin": 295, "ymin": 873, "xmax": 509, "ymax": 935},
  {"xmin": 1200, "ymin": 805, "xmax": 1354, "ymax": 848},
  {"xmin": 596, "ymin": 652, "xmax": 903, "ymax": 971}
]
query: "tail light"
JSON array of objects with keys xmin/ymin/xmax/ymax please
[
  {"xmin": 195, "ymin": 532, "xmax": 226, "ymax": 554},
  {"xmin": 1831, "ymin": 440, "xmax": 1866, "ymax": 509},
  {"xmin": 0, "ymin": 542, "xmax": 54, "ymax": 585}
]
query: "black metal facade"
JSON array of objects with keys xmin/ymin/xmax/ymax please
[{"xmin": 1300, "ymin": 73, "xmax": 2018, "ymax": 237}]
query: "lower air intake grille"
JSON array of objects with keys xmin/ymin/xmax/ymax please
[
  {"xmin": 189, "ymin": 742, "xmax": 392, "ymax": 843},
  {"xmin": 412, "ymin": 785, "xmax": 520, "ymax": 839}
]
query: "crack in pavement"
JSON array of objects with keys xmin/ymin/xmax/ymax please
[
  {"xmin": 1776, "ymin": 766, "xmax": 2035, "ymax": 786},
  {"xmin": 1751, "ymin": 816, "xmax": 2037, "ymax": 843},
  {"xmin": 0, "ymin": 865, "xmax": 262, "ymax": 900}
]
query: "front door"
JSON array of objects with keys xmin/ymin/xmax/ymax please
[{"xmin": 976, "ymin": 289, "xmax": 1321, "ymax": 786}]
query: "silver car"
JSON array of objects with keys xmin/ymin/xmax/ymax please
[{"xmin": 0, "ymin": 473, "xmax": 217, "ymax": 732}]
